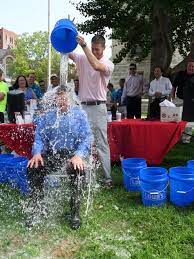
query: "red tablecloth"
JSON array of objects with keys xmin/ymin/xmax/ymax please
[
  {"xmin": 108, "ymin": 119, "xmax": 187, "ymax": 164},
  {"xmin": 0, "ymin": 124, "xmax": 35, "ymax": 158},
  {"xmin": 0, "ymin": 120, "xmax": 187, "ymax": 164}
]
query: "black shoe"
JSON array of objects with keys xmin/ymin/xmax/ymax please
[{"xmin": 70, "ymin": 216, "xmax": 81, "ymax": 230}]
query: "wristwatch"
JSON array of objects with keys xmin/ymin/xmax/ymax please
[{"xmin": 81, "ymin": 42, "xmax": 87, "ymax": 48}]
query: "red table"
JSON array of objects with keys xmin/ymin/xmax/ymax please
[
  {"xmin": 0, "ymin": 124, "xmax": 35, "ymax": 158},
  {"xmin": 108, "ymin": 119, "xmax": 187, "ymax": 164},
  {"xmin": 0, "ymin": 120, "xmax": 187, "ymax": 164}
]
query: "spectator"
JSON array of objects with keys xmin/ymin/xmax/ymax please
[
  {"xmin": 181, "ymin": 60, "xmax": 194, "ymax": 122},
  {"xmin": 27, "ymin": 85, "xmax": 92, "ymax": 229},
  {"xmin": 39, "ymin": 80, "xmax": 46, "ymax": 93},
  {"xmin": 74, "ymin": 78, "xmax": 79, "ymax": 96},
  {"xmin": 28, "ymin": 73, "xmax": 43, "ymax": 99},
  {"xmin": 121, "ymin": 63, "xmax": 144, "ymax": 119},
  {"xmin": 13, "ymin": 75, "xmax": 37, "ymax": 101},
  {"xmin": 69, "ymin": 34, "xmax": 114, "ymax": 187},
  {"xmin": 0, "ymin": 69, "xmax": 9, "ymax": 123},
  {"xmin": 148, "ymin": 66, "xmax": 172, "ymax": 119},
  {"xmin": 47, "ymin": 74, "xmax": 59, "ymax": 92},
  {"xmin": 115, "ymin": 78, "xmax": 127, "ymax": 118}
]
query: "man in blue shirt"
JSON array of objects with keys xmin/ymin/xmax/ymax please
[
  {"xmin": 27, "ymin": 85, "xmax": 92, "ymax": 229},
  {"xmin": 28, "ymin": 73, "xmax": 43, "ymax": 99}
]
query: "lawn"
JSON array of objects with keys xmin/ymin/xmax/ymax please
[{"xmin": 0, "ymin": 138, "xmax": 194, "ymax": 258}]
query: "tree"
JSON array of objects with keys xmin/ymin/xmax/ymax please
[
  {"xmin": 75, "ymin": 0, "xmax": 194, "ymax": 75},
  {"xmin": 10, "ymin": 31, "xmax": 61, "ymax": 82}
]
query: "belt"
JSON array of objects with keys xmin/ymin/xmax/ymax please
[{"xmin": 81, "ymin": 100, "xmax": 106, "ymax": 105}]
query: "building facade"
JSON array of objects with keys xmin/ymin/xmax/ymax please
[{"xmin": 0, "ymin": 28, "xmax": 17, "ymax": 82}]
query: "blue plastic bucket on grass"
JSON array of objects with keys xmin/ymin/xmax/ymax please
[
  {"xmin": 122, "ymin": 158, "xmax": 147, "ymax": 191},
  {"xmin": 0, "ymin": 154, "xmax": 14, "ymax": 183},
  {"xmin": 169, "ymin": 167, "xmax": 194, "ymax": 206},
  {"xmin": 51, "ymin": 19, "xmax": 78, "ymax": 53},
  {"xmin": 140, "ymin": 167, "xmax": 168, "ymax": 206},
  {"xmin": 5, "ymin": 156, "xmax": 29, "ymax": 194},
  {"xmin": 187, "ymin": 160, "xmax": 194, "ymax": 168}
]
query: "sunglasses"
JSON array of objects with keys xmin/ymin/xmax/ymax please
[{"xmin": 129, "ymin": 67, "xmax": 136, "ymax": 70}]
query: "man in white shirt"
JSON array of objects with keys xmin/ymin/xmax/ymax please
[
  {"xmin": 148, "ymin": 66, "xmax": 172, "ymax": 119},
  {"xmin": 47, "ymin": 74, "xmax": 59, "ymax": 92},
  {"xmin": 121, "ymin": 63, "xmax": 144, "ymax": 118}
]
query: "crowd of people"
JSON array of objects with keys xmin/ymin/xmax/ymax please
[{"xmin": 0, "ymin": 33, "xmax": 194, "ymax": 230}]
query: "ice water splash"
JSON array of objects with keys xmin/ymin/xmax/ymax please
[
  {"xmin": 22, "ymin": 53, "xmax": 101, "ymax": 228},
  {"xmin": 60, "ymin": 53, "xmax": 68, "ymax": 86}
]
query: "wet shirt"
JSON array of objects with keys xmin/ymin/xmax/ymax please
[
  {"xmin": 70, "ymin": 53, "xmax": 114, "ymax": 101},
  {"xmin": 32, "ymin": 106, "xmax": 92, "ymax": 158}
]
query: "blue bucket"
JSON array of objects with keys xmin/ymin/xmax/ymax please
[
  {"xmin": 140, "ymin": 167, "xmax": 168, "ymax": 206},
  {"xmin": 51, "ymin": 19, "xmax": 78, "ymax": 53},
  {"xmin": 187, "ymin": 160, "xmax": 194, "ymax": 168},
  {"xmin": 4, "ymin": 156, "xmax": 29, "ymax": 194},
  {"xmin": 0, "ymin": 154, "xmax": 15, "ymax": 183},
  {"xmin": 122, "ymin": 158, "xmax": 147, "ymax": 191},
  {"xmin": 169, "ymin": 167, "xmax": 194, "ymax": 206}
]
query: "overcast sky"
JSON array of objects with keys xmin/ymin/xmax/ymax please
[{"xmin": 1, "ymin": 0, "xmax": 111, "ymax": 57}]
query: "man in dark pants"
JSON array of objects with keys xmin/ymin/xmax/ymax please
[
  {"xmin": 27, "ymin": 85, "xmax": 92, "ymax": 229},
  {"xmin": 121, "ymin": 63, "xmax": 144, "ymax": 119}
]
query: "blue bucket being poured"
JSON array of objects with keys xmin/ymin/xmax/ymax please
[
  {"xmin": 51, "ymin": 19, "xmax": 78, "ymax": 53},
  {"xmin": 121, "ymin": 158, "xmax": 147, "ymax": 191},
  {"xmin": 169, "ymin": 166, "xmax": 194, "ymax": 206},
  {"xmin": 140, "ymin": 167, "xmax": 168, "ymax": 206}
]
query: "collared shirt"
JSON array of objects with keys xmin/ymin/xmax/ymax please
[
  {"xmin": 121, "ymin": 74, "xmax": 143, "ymax": 103},
  {"xmin": 30, "ymin": 83, "xmax": 43, "ymax": 99},
  {"xmin": 0, "ymin": 81, "xmax": 9, "ymax": 112},
  {"xmin": 149, "ymin": 76, "xmax": 172, "ymax": 98},
  {"xmin": 70, "ymin": 53, "xmax": 114, "ymax": 102},
  {"xmin": 32, "ymin": 106, "xmax": 92, "ymax": 158}
]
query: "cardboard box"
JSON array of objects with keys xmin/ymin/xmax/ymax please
[{"xmin": 160, "ymin": 106, "xmax": 183, "ymax": 122}]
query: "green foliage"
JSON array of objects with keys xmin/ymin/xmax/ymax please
[
  {"xmin": 10, "ymin": 31, "xmax": 61, "ymax": 82},
  {"xmin": 75, "ymin": 0, "xmax": 194, "ymax": 63}
]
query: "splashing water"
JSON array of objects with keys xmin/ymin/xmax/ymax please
[
  {"xmin": 60, "ymin": 53, "xmax": 68, "ymax": 86},
  {"xmin": 21, "ymin": 53, "xmax": 101, "ymax": 228}
]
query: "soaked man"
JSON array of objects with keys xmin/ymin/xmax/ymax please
[{"xmin": 27, "ymin": 85, "xmax": 92, "ymax": 229}]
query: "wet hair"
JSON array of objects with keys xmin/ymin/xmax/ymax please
[
  {"xmin": 91, "ymin": 35, "xmax": 105, "ymax": 47},
  {"xmin": 13, "ymin": 75, "xmax": 29, "ymax": 89},
  {"xmin": 55, "ymin": 85, "xmax": 68, "ymax": 94}
]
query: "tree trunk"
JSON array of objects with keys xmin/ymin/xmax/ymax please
[{"xmin": 150, "ymin": 0, "xmax": 173, "ymax": 80}]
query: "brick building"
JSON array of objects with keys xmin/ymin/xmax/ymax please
[{"xmin": 0, "ymin": 28, "xmax": 17, "ymax": 82}]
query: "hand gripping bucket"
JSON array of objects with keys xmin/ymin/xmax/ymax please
[
  {"xmin": 0, "ymin": 154, "xmax": 14, "ymax": 183},
  {"xmin": 51, "ymin": 19, "xmax": 78, "ymax": 53},
  {"xmin": 121, "ymin": 158, "xmax": 147, "ymax": 191},
  {"xmin": 169, "ymin": 167, "xmax": 194, "ymax": 206},
  {"xmin": 140, "ymin": 167, "xmax": 168, "ymax": 206}
]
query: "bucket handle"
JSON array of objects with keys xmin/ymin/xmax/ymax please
[
  {"xmin": 172, "ymin": 187, "xmax": 194, "ymax": 194},
  {"xmin": 141, "ymin": 183, "xmax": 169, "ymax": 194}
]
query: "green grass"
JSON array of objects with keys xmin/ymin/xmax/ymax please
[{"xmin": 0, "ymin": 138, "xmax": 194, "ymax": 258}]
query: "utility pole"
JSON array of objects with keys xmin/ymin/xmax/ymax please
[{"xmin": 48, "ymin": 0, "xmax": 51, "ymax": 87}]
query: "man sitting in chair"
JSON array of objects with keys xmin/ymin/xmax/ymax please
[
  {"xmin": 148, "ymin": 66, "xmax": 172, "ymax": 119},
  {"xmin": 27, "ymin": 85, "xmax": 92, "ymax": 230}
]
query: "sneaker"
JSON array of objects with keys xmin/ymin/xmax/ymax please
[
  {"xmin": 70, "ymin": 216, "xmax": 81, "ymax": 230},
  {"xmin": 103, "ymin": 181, "xmax": 113, "ymax": 189}
]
